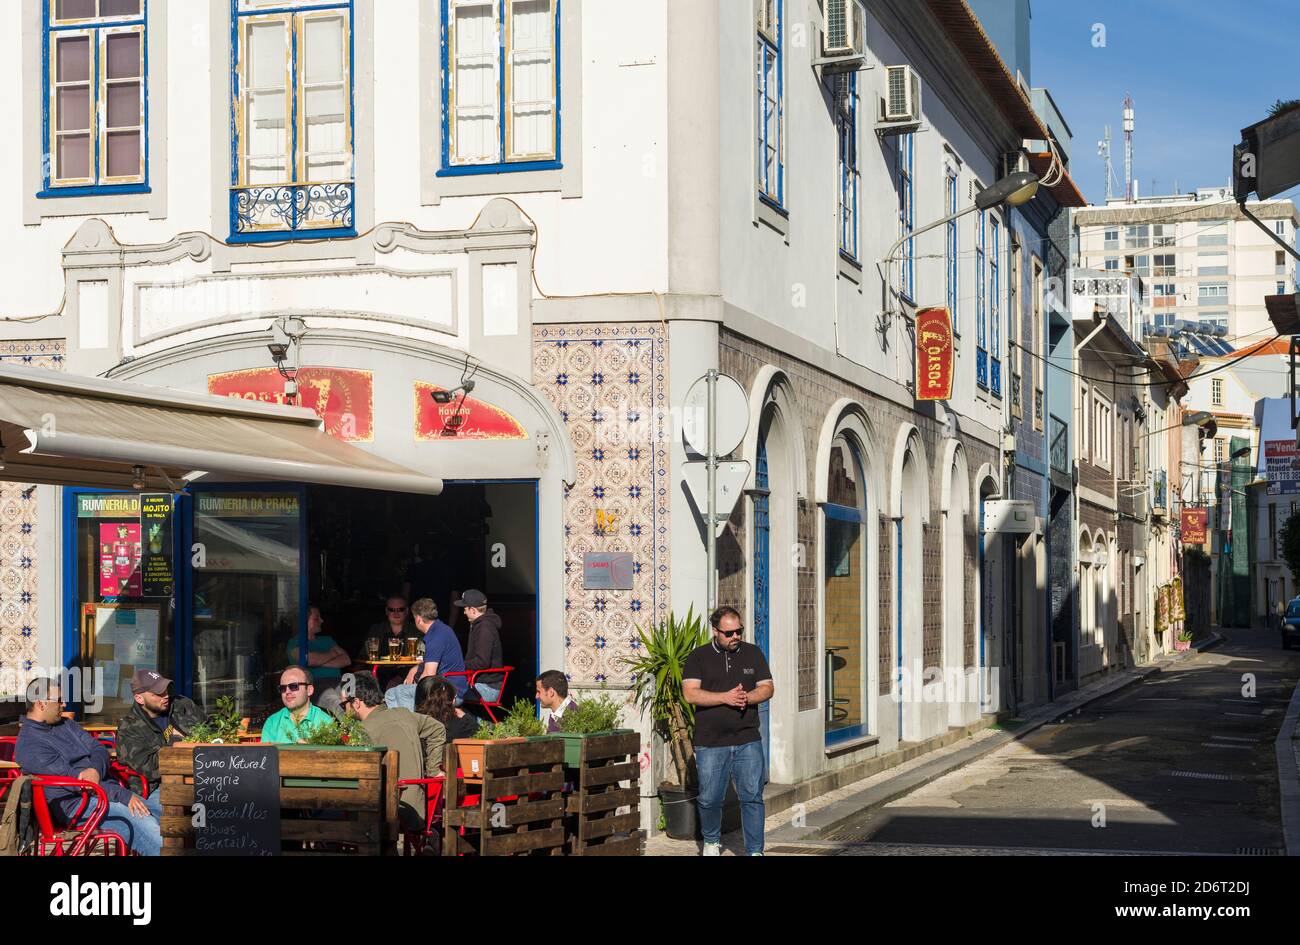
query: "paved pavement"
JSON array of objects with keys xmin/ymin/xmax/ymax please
[{"xmin": 646, "ymin": 626, "xmax": 1300, "ymax": 856}]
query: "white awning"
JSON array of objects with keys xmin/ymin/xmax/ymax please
[{"xmin": 0, "ymin": 363, "xmax": 441, "ymax": 495}]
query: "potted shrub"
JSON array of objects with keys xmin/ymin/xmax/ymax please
[
  {"xmin": 622, "ymin": 607, "xmax": 712, "ymax": 840},
  {"xmin": 1174, "ymin": 629, "xmax": 1193, "ymax": 652},
  {"xmin": 551, "ymin": 692, "xmax": 632, "ymax": 767},
  {"xmin": 175, "ymin": 696, "xmax": 245, "ymax": 746},
  {"xmin": 453, "ymin": 699, "xmax": 544, "ymax": 778}
]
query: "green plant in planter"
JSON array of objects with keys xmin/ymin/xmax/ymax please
[
  {"xmin": 1176, "ymin": 630, "xmax": 1194, "ymax": 644},
  {"xmin": 184, "ymin": 696, "xmax": 245, "ymax": 744},
  {"xmin": 299, "ymin": 713, "xmax": 374, "ymax": 747},
  {"xmin": 557, "ymin": 692, "xmax": 624, "ymax": 734},
  {"xmin": 621, "ymin": 607, "xmax": 708, "ymax": 788},
  {"xmin": 474, "ymin": 699, "xmax": 546, "ymax": 739}
]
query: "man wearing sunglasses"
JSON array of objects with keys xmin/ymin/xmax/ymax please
[
  {"xmin": 260, "ymin": 667, "xmax": 333, "ymax": 744},
  {"xmin": 683, "ymin": 606, "xmax": 774, "ymax": 857},
  {"xmin": 365, "ymin": 595, "xmax": 418, "ymax": 653}
]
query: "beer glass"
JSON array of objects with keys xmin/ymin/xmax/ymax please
[
  {"xmin": 366, "ymin": 638, "xmax": 379, "ymax": 661},
  {"xmin": 387, "ymin": 638, "xmax": 401, "ymax": 661},
  {"xmin": 403, "ymin": 637, "xmax": 419, "ymax": 659}
]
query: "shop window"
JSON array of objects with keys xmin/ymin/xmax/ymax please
[
  {"xmin": 230, "ymin": 0, "xmax": 355, "ymax": 242},
  {"xmin": 67, "ymin": 491, "xmax": 176, "ymax": 721},
  {"xmin": 42, "ymin": 0, "xmax": 147, "ymax": 196},
  {"xmin": 191, "ymin": 490, "xmax": 303, "ymax": 715},
  {"xmin": 442, "ymin": 0, "xmax": 560, "ymax": 173},
  {"xmin": 824, "ymin": 434, "xmax": 868, "ymax": 745}
]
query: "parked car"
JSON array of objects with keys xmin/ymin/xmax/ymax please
[{"xmin": 1282, "ymin": 598, "xmax": 1300, "ymax": 650}]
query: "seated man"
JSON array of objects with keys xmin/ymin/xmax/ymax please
[
  {"xmin": 387, "ymin": 598, "xmax": 467, "ymax": 710},
  {"xmin": 342, "ymin": 673, "xmax": 446, "ymax": 832},
  {"xmin": 457, "ymin": 589, "xmax": 505, "ymax": 704},
  {"xmin": 260, "ymin": 667, "xmax": 334, "ymax": 744},
  {"xmin": 287, "ymin": 604, "xmax": 350, "ymax": 715},
  {"xmin": 536, "ymin": 670, "xmax": 579, "ymax": 733},
  {"xmin": 15, "ymin": 676, "xmax": 162, "ymax": 856},
  {"xmin": 365, "ymin": 594, "xmax": 417, "ymax": 653},
  {"xmin": 116, "ymin": 669, "xmax": 204, "ymax": 796}
]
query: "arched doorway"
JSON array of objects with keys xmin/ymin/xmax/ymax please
[
  {"xmin": 824, "ymin": 433, "xmax": 870, "ymax": 745},
  {"xmin": 892, "ymin": 427, "xmax": 930, "ymax": 743},
  {"xmin": 941, "ymin": 442, "xmax": 970, "ymax": 727}
]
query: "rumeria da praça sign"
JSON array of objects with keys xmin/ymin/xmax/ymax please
[{"xmin": 915, "ymin": 306, "xmax": 954, "ymax": 401}]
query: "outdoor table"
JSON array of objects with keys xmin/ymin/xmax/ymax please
[{"xmin": 361, "ymin": 658, "xmax": 421, "ymax": 689}]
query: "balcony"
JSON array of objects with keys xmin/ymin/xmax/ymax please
[
  {"xmin": 1050, "ymin": 414, "xmax": 1069, "ymax": 474},
  {"xmin": 1152, "ymin": 470, "xmax": 1168, "ymax": 518},
  {"xmin": 230, "ymin": 181, "xmax": 356, "ymax": 242}
]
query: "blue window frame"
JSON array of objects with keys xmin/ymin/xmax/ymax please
[
  {"xmin": 756, "ymin": 0, "xmax": 783, "ymax": 208},
  {"xmin": 753, "ymin": 434, "xmax": 771, "ymax": 771},
  {"xmin": 897, "ymin": 132, "xmax": 914, "ymax": 300},
  {"xmin": 824, "ymin": 434, "xmax": 869, "ymax": 746},
  {"xmin": 989, "ymin": 215, "xmax": 1001, "ymax": 397},
  {"xmin": 41, "ymin": 0, "xmax": 148, "ymax": 198},
  {"xmin": 230, "ymin": 0, "xmax": 355, "ymax": 243},
  {"xmin": 976, "ymin": 208, "xmax": 987, "ymax": 389},
  {"xmin": 945, "ymin": 167, "xmax": 958, "ymax": 325},
  {"xmin": 836, "ymin": 74, "xmax": 858, "ymax": 261},
  {"xmin": 440, "ymin": 0, "xmax": 561, "ymax": 176}
]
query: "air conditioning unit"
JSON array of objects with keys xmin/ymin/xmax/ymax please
[
  {"xmin": 823, "ymin": 0, "xmax": 866, "ymax": 58},
  {"xmin": 1133, "ymin": 489, "xmax": 1149, "ymax": 521},
  {"xmin": 1002, "ymin": 149, "xmax": 1030, "ymax": 179},
  {"xmin": 881, "ymin": 65, "xmax": 921, "ymax": 124}
]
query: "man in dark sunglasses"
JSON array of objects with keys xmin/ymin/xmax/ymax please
[
  {"xmin": 683, "ymin": 606, "xmax": 774, "ymax": 857},
  {"xmin": 260, "ymin": 667, "xmax": 333, "ymax": 744},
  {"xmin": 364, "ymin": 594, "xmax": 418, "ymax": 657}
]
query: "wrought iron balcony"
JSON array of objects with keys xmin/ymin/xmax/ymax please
[
  {"xmin": 231, "ymin": 181, "xmax": 355, "ymax": 239},
  {"xmin": 1049, "ymin": 414, "xmax": 1069, "ymax": 474}
]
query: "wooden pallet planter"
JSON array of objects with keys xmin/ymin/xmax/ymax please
[
  {"xmin": 442, "ymin": 738, "xmax": 567, "ymax": 856},
  {"xmin": 566, "ymin": 730, "xmax": 641, "ymax": 856},
  {"xmin": 158, "ymin": 745, "xmax": 398, "ymax": 856}
]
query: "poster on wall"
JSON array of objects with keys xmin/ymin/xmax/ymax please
[
  {"xmin": 140, "ymin": 493, "xmax": 175, "ymax": 598},
  {"xmin": 1263, "ymin": 439, "xmax": 1300, "ymax": 495},
  {"xmin": 99, "ymin": 522, "xmax": 142, "ymax": 598},
  {"xmin": 414, "ymin": 382, "xmax": 528, "ymax": 439},
  {"xmin": 87, "ymin": 604, "xmax": 160, "ymax": 702}
]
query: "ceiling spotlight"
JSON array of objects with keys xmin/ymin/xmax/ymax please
[{"xmin": 267, "ymin": 342, "xmax": 289, "ymax": 364}]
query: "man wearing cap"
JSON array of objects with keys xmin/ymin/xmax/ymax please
[
  {"xmin": 456, "ymin": 589, "xmax": 505, "ymax": 704},
  {"xmin": 115, "ymin": 669, "xmax": 204, "ymax": 795}
]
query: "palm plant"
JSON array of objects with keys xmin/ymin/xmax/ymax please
[{"xmin": 622, "ymin": 607, "xmax": 709, "ymax": 788}]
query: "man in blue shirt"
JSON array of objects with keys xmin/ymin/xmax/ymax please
[
  {"xmin": 15, "ymin": 676, "xmax": 163, "ymax": 856},
  {"xmin": 387, "ymin": 597, "xmax": 467, "ymax": 709}
]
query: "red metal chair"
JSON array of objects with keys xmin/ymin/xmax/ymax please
[
  {"xmin": 108, "ymin": 760, "xmax": 149, "ymax": 800},
  {"xmin": 29, "ymin": 777, "xmax": 128, "ymax": 856},
  {"xmin": 395, "ymin": 775, "xmax": 445, "ymax": 856},
  {"xmin": 444, "ymin": 667, "xmax": 514, "ymax": 723},
  {"xmin": 0, "ymin": 735, "xmax": 16, "ymax": 761},
  {"xmin": 0, "ymin": 735, "xmax": 18, "ymax": 805}
]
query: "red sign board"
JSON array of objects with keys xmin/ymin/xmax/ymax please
[
  {"xmin": 207, "ymin": 367, "xmax": 374, "ymax": 442},
  {"xmin": 915, "ymin": 307, "xmax": 954, "ymax": 401},
  {"xmin": 1180, "ymin": 508, "xmax": 1208, "ymax": 544},
  {"xmin": 414, "ymin": 382, "xmax": 527, "ymax": 440}
]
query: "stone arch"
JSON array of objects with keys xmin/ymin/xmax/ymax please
[
  {"xmin": 940, "ymin": 439, "xmax": 971, "ymax": 727},
  {"xmin": 741, "ymin": 366, "xmax": 808, "ymax": 497}
]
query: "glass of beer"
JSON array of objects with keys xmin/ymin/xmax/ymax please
[
  {"xmin": 387, "ymin": 638, "xmax": 401, "ymax": 661},
  {"xmin": 403, "ymin": 637, "xmax": 419, "ymax": 659},
  {"xmin": 365, "ymin": 638, "xmax": 379, "ymax": 661}
]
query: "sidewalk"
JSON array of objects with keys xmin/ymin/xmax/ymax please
[{"xmin": 644, "ymin": 635, "xmax": 1222, "ymax": 856}]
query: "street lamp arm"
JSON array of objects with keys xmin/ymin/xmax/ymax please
[
  {"xmin": 1239, "ymin": 201, "xmax": 1300, "ymax": 263},
  {"xmin": 880, "ymin": 204, "xmax": 976, "ymax": 266}
]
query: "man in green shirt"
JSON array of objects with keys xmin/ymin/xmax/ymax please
[{"xmin": 261, "ymin": 667, "xmax": 333, "ymax": 744}]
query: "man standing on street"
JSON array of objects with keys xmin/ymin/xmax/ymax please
[{"xmin": 683, "ymin": 605, "xmax": 773, "ymax": 856}]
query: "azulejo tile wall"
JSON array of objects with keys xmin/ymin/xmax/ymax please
[
  {"xmin": 533, "ymin": 324, "xmax": 669, "ymax": 685},
  {"xmin": 0, "ymin": 341, "xmax": 65, "ymax": 690}
]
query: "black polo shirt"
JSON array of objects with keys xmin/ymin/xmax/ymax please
[{"xmin": 682, "ymin": 640, "xmax": 773, "ymax": 748}]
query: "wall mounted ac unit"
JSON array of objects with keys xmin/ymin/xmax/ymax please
[
  {"xmin": 882, "ymin": 65, "xmax": 921, "ymax": 123},
  {"xmin": 1002, "ymin": 149, "xmax": 1030, "ymax": 179},
  {"xmin": 823, "ymin": 0, "xmax": 866, "ymax": 57}
]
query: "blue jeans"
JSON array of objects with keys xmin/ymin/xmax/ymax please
[
  {"xmin": 695, "ymin": 740, "xmax": 765, "ymax": 854},
  {"xmin": 385, "ymin": 683, "xmax": 416, "ymax": 711},
  {"xmin": 473, "ymin": 682, "xmax": 500, "ymax": 703},
  {"xmin": 90, "ymin": 791, "xmax": 163, "ymax": 856}
]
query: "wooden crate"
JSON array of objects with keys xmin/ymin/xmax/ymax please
[
  {"xmin": 442, "ymin": 738, "xmax": 567, "ymax": 856},
  {"xmin": 158, "ymin": 745, "xmax": 398, "ymax": 856},
  {"xmin": 566, "ymin": 731, "xmax": 641, "ymax": 856}
]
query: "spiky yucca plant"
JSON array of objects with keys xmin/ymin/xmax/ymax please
[{"xmin": 621, "ymin": 607, "xmax": 709, "ymax": 788}]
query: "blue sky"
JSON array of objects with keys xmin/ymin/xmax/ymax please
[{"xmin": 1030, "ymin": 0, "xmax": 1298, "ymax": 204}]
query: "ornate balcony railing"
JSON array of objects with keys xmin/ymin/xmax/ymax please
[
  {"xmin": 231, "ymin": 181, "xmax": 355, "ymax": 238},
  {"xmin": 1033, "ymin": 388, "xmax": 1044, "ymax": 430}
]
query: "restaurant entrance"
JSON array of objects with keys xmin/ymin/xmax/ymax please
[{"xmin": 68, "ymin": 480, "xmax": 538, "ymax": 722}]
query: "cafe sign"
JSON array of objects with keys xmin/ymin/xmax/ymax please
[
  {"xmin": 414, "ymin": 382, "xmax": 527, "ymax": 440},
  {"xmin": 1180, "ymin": 508, "xmax": 1208, "ymax": 544},
  {"xmin": 208, "ymin": 367, "xmax": 374, "ymax": 442},
  {"xmin": 915, "ymin": 307, "xmax": 954, "ymax": 401}
]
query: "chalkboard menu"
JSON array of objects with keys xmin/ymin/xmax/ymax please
[{"xmin": 193, "ymin": 746, "xmax": 280, "ymax": 856}]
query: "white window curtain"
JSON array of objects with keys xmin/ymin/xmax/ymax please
[
  {"xmin": 300, "ymin": 13, "xmax": 350, "ymax": 182},
  {"xmin": 243, "ymin": 18, "xmax": 291, "ymax": 185},
  {"xmin": 450, "ymin": 0, "xmax": 500, "ymax": 165},
  {"xmin": 506, "ymin": 0, "xmax": 554, "ymax": 160}
]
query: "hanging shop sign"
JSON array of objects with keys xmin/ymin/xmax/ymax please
[
  {"xmin": 208, "ymin": 367, "xmax": 374, "ymax": 442},
  {"xmin": 915, "ymin": 307, "xmax": 954, "ymax": 401},
  {"xmin": 414, "ymin": 382, "xmax": 528, "ymax": 440},
  {"xmin": 139, "ymin": 493, "xmax": 175, "ymax": 598},
  {"xmin": 78, "ymin": 494, "xmax": 141, "ymax": 518},
  {"xmin": 1180, "ymin": 508, "xmax": 1208, "ymax": 544},
  {"xmin": 99, "ymin": 522, "xmax": 142, "ymax": 598},
  {"xmin": 195, "ymin": 492, "xmax": 301, "ymax": 518}
]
